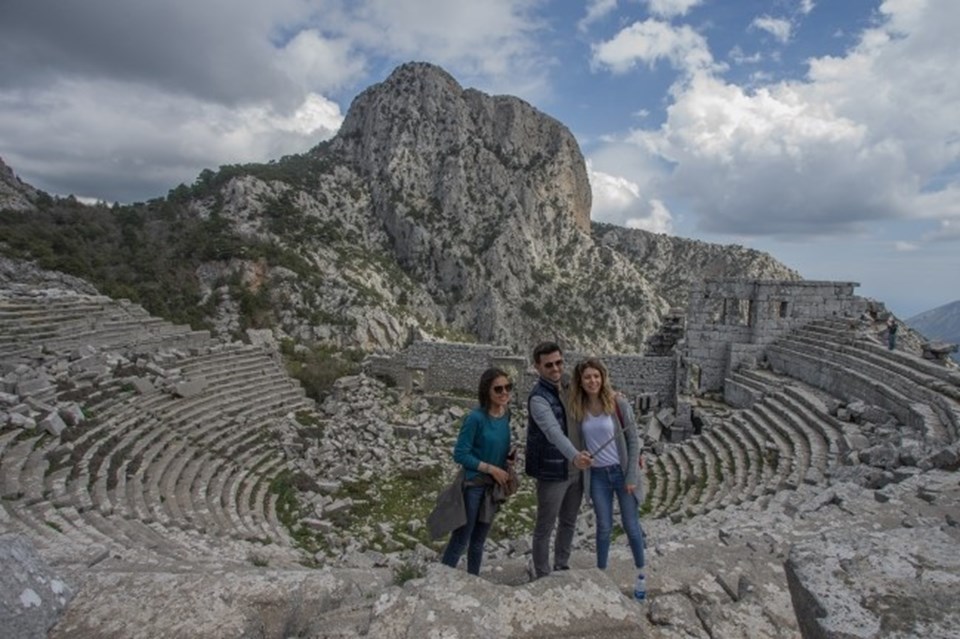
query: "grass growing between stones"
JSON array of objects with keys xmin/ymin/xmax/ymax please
[
  {"xmin": 393, "ymin": 559, "xmax": 427, "ymax": 585},
  {"xmin": 640, "ymin": 466, "xmax": 655, "ymax": 516},
  {"xmin": 270, "ymin": 470, "xmax": 329, "ymax": 556},
  {"xmin": 491, "ymin": 489, "xmax": 537, "ymax": 541},
  {"xmin": 335, "ymin": 466, "xmax": 447, "ymax": 551},
  {"xmin": 335, "ymin": 469, "xmax": 539, "ymax": 553}
]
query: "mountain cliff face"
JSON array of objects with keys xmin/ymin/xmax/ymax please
[
  {"xmin": 0, "ymin": 62, "xmax": 799, "ymax": 353},
  {"xmin": 594, "ymin": 222, "xmax": 801, "ymax": 310},
  {"xmin": 0, "ymin": 156, "xmax": 40, "ymax": 211}
]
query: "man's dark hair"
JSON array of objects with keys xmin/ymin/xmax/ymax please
[
  {"xmin": 478, "ymin": 367, "xmax": 510, "ymax": 411},
  {"xmin": 532, "ymin": 341, "xmax": 562, "ymax": 364}
]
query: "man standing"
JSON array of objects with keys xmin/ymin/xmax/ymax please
[{"xmin": 525, "ymin": 341, "xmax": 592, "ymax": 580}]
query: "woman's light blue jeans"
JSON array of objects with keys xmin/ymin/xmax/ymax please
[
  {"xmin": 590, "ymin": 464, "xmax": 645, "ymax": 570},
  {"xmin": 441, "ymin": 485, "xmax": 491, "ymax": 575}
]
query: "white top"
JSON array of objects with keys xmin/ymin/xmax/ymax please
[{"xmin": 581, "ymin": 411, "xmax": 620, "ymax": 468}]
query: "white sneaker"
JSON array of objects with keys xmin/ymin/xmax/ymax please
[{"xmin": 633, "ymin": 574, "xmax": 646, "ymax": 601}]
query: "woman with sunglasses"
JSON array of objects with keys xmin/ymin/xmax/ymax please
[
  {"xmin": 440, "ymin": 367, "xmax": 515, "ymax": 575},
  {"xmin": 569, "ymin": 357, "xmax": 647, "ymax": 600}
]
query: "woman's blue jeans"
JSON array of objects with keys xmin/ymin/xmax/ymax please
[
  {"xmin": 590, "ymin": 465, "xmax": 645, "ymax": 570},
  {"xmin": 441, "ymin": 485, "xmax": 491, "ymax": 575}
]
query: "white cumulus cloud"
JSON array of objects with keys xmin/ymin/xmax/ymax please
[
  {"xmin": 579, "ymin": 0, "xmax": 618, "ymax": 32},
  {"xmin": 588, "ymin": 161, "xmax": 674, "ymax": 234},
  {"xmin": 645, "ymin": 0, "xmax": 704, "ymax": 19},
  {"xmin": 591, "ymin": 19, "xmax": 716, "ymax": 76},
  {"xmin": 751, "ymin": 16, "xmax": 793, "ymax": 43},
  {"xmin": 601, "ymin": 0, "xmax": 960, "ymax": 244}
]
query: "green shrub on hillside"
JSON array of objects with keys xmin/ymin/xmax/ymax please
[{"xmin": 280, "ymin": 340, "xmax": 364, "ymax": 401}]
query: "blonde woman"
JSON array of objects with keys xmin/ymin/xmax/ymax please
[{"xmin": 569, "ymin": 357, "xmax": 647, "ymax": 600}]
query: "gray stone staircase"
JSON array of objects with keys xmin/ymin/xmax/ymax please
[
  {"xmin": 644, "ymin": 369, "xmax": 850, "ymax": 519},
  {"xmin": 643, "ymin": 316, "xmax": 958, "ymax": 521},
  {"xmin": 1, "ymin": 289, "xmax": 319, "ymax": 570},
  {"xmin": 767, "ymin": 317, "xmax": 960, "ymax": 445}
]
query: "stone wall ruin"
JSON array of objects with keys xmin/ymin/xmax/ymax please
[
  {"xmin": 366, "ymin": 341, "xmax": 678, "ymax": 411},
  {"xmin": 366, "ymin": 279, "xmax": 880, "ymax": 414},
  {"xmin": 682, "ymin": 279, "xmax": 872, "ymax": 394}
]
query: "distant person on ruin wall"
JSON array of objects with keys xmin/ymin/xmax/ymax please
[
  {"xmin": 887, "ymin": 317, "xmax": 898, "ymax": 350},
  {"xmin": 433, "ymin": 367, "xmax": 515, "ymax": 576},
  {"xmin": 525, "ymin": 341, "xmax": 592, "ymax": 580},
  {"xmin": 569, "ymin": 357, "xmax": 647, "ymax": 600}
]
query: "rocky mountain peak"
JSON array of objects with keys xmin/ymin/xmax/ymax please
[
  {"xmin": 0, "ymin": 156, "xmax": 39, "ymax": 212},
  {"xmin": 331, "ymin": 61, "xmax": 591, "ymax": 242}
]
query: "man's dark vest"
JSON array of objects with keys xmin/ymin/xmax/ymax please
[{"xmin": 525, "ymin": 378, "xmax": 568, "ymax": 481}]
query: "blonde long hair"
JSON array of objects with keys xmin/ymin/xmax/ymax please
[{"xmin": 569, "ymin": 357, "xmax": 616, "ymax": 423}]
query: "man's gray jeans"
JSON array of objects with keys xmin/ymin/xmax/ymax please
[{"xmin": 531, "ymin": 473, "xmax": 583, "ymax": 578}]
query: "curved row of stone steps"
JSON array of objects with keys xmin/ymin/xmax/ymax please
[
  {"xmin": 645, "ymin": 371, "xmax": 848, "ymax": 519},
  {"xmin": 0, "ymin": 291, "xmax": 315, "ymax": 567},
  {"xmin": 767, "ymin": 340, "xmax": 952, "ymax": 447},
  {"xmin": 0, "ymin": 293, "xmax": 212, "ymax": 357},
  {"xmin": 769, "ymin": 319, "xmax": 960, "ymax": 444},
  {"xmin": 644, "ymin": 315, "xmax": 958, "ymax": 522}
]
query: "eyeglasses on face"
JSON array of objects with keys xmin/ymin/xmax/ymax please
[
  {"xmin": 543, "ymin": 359, "xmax": 564, "ymax": 369},
  {"xmin": 492, "ymin": 383, "xmax": 514, "ymax": 394}
]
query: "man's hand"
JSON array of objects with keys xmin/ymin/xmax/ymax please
[{"xmin": 573, "ymin": 450, "xmax": 593, "ymax": 469}]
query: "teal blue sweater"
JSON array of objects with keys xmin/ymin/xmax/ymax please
[{"xmin": 453, "ymin": 407, "xmax": 511, "ymax": 480}]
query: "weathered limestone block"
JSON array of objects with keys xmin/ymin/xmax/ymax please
[
  {"xmin": 172, "ymin": 377, "xmax": 207, "ymax": 398},
  {"xmin": 858, "ymin": 443, "xmax": 900, "ymax": 470},
  {"xmin": 15, "ymin": 377, "xmax": 50, "ymax": 397},
  {"xmin": 921, "ymin": 341, "xmax": 958, "ymax": 362},
  {"xmin": 657, "ymin": 408, "xmax": 676, "ymax": 428},
  {"xmin": 919, "ymin": 443, "xmax": 960, "ymax": 472},
  {"xmin": 0, "ymin": 534, "xmax": 74, "ymax": 639},
  {"xmin": 39, "ymin": 412, "xmax": 67, "ymax": 437},
  {"xmin": 9, "ymin": 412, "xmax": 36, "ymax": 430},
  {"xmin": 131, "ymin": 377, "xmax": 155, "ymax": 395},
  {"xmin": 57, "ymin": 402, "xmax": 85, "ymax": 426},
  {"xmin": 785, "ymin": 526, "xmax": 960, "ymax": 639},
  {"xmin": 860, "ymin": 404, "xmax": 892, "ymax": 425},
  {"xmin": 367, "ymin": 565, "xmax": 645, "ymax": 638},
  {"xmin": 49, "ymin": 568, "xmax": 391, "ymax": 639}
]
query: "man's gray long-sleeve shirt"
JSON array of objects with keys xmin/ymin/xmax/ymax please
[{"xmin": 529, "ymin": 392, "xmax": 579, "ymax": 461}]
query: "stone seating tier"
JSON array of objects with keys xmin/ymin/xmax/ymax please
[
  {"xmin": 698, "ymin": 428, "xmax": 736, "ymax": 508},
  {"xmin": 751, "ymin": 401, "xmax": 817, "ymax": 483},
  {"xmin": 0, "ymin": 290, "xmax": 309, "ymax": 569},
  {"xmin": 766, "ymin": 341, "xmax": 953, "ymax": 446},
  {"xmin": 676, "ymin": 444, "xmax": 704, "ymax": 513},
  {"xmin": 650, "ymin": 451, "xmax": 681, "ymax": 517},
  {"xmin": 809, "ymin": 318, "xmax": 960, "ymax": 387},
  {"xmin": 707, "ymin": 426, "xmax": 748, "ymax": 506},
  {"xmin": 782, "ymin": 324, "xmax": 960, "ymax": 441},
  {"xmin": 683, "ymin": 438, "xmax": 716, "ymax": 514},
  {"xmin": 763, "ymin": 396, "xmax": 834, "ymax": 470},
  {"xmin": 738, "ymin": 411, "xmax": 797, "ymax": 491},
  {"xmin": 779, "ymin": 387, "xmax": 846, "ymax": 457},
  {"xmin": 662, "ymin": 446, "xmax": 692, "ymax": 516},
  {"xmin": 723, "ymin": 367, "xmax": 789, "ymax": 408},
  {"xmin": 647, "ymin": 457, "xmax": 668, "ymax": 511}
]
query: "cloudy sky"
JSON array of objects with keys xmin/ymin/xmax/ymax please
[{"xmin": 1, "ymin": 0, "xmax": 957, "ymax": 317}]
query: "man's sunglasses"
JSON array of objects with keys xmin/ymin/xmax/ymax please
[
  {"xmin": 493, "ymin": 383, "xmax": 514, "ymax": 394},
  {"xmin": 543, "ymin": 359, "xmax": 564, "ymax": 369}
]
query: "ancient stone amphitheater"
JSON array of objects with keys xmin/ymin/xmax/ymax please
[{"xmin": 2, "ymin": 262, "xmax": 959, "ymax": 638}]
